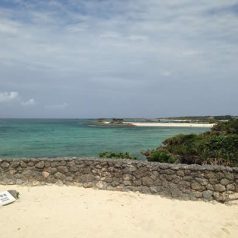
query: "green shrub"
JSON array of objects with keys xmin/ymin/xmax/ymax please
[
  {"xmin": 211, "ymin": 119, "xmax": 238, "ymax": 134},
  {"xmin": 146, "ymin": 150, "xmax": 177, "ymax": 163},
  {"xmin": 99, "ymin": 151, "xmax": 137, "ymax": 160},
  {"xmin": 143, "ymin": 119, "xmax": 238, "ymax": 167}
]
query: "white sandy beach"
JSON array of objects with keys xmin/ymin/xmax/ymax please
[
  {"xmin": 124, "ymin": 122, "xmax": 215, "ymax": 128},
  {"xmin": 0, "ymin": 185, "xmax": 238, "ymax": 238},
  {"xmin": 102, "ymin": 121, "xmax": 214, "ymax": 128}
]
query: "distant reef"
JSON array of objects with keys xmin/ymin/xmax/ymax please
[{"xmin": 96, "ymin": 118, "xmax": 134, "ymax": 127}]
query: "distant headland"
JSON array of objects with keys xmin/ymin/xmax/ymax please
[{"xmin": 96, "ymin": 115, "xmax": 237, "ymax": 128}]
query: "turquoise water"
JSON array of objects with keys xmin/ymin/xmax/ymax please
[{"xmin": 0, "ymin": 119, "xmax": 209, "ymax": 159}]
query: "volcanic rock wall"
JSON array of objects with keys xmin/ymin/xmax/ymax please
[{"xmin": 1, "ymin": 158, "xmax": 238, "ymax": 202}]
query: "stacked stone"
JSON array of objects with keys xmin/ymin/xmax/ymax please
[{"xmin": 0, "ymin": 158, "xmax": 238, "ymax": 203}]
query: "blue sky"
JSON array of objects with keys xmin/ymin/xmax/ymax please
[{"xmin": 0, "ymin": 0, "xmax": 238, "ymax": 118}]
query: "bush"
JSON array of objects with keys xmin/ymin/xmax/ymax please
[
  {"xmin": 211, "ymin": 119, "xmax": 238, "ymax": 134},
  {"xmin": 143, "ymin": 119, "xmax": 238, "ymax": 167},
  {"xmin": 146, "ymin": 150, "xmax": 177, "ymax": 163},
  {"xmin": 99, "ymin": 151, "xmax": 137, "ymax": 160}
]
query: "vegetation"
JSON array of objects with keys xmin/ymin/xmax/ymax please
[
  {"xmin": 143, "ymin": 119, "xmax": 238, "ymax": 167},
  {"xmin": 99, "ymin": 151, "xmax": 137, "ymax": 160},
  {"xmin": 159, "ymin": 115, "xmax": 236, "ymax": 123}
]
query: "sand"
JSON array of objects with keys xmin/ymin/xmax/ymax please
[
  {"xmin": 124, "ymin": 122, "xmax": 215, "ymax": 128},
  {"xmin": 0, "ymin": 185, "xmax": 238, "ymax": 238},
  {"xmin": 102, "ymin": 121, "xmax": 214, "ymax": 128}
]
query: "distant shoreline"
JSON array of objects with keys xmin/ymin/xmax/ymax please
[
  {"xmin": 101, "ymin": 121, "xmax": 214, "ymax": 128},
  {"xmin": 124, "ymin": 122, "xmax": 215, "ymax": 128}
]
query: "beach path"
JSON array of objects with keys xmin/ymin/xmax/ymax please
[{"xmin": 0, "ymin": 185, "xmax": 238, "ymax": 238}]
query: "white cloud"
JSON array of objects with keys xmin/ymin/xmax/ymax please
[
  {"xmin": 21, "ymin": 98, "xmax": 36, "ymax": 106},
  {"xmin": 0, "ymin": 1, "xmax": 237, "ymax": 117},
  {"xmin": 0, "ymin": 91, "xmax": 36, "ymax": 107},
  {"xmin": 0, "ymin": 91, "xmax": 19, "ymax": 103}
]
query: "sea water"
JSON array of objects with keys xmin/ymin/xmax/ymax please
[{"xmin": 0, "ymin": 119, "xmax": 209, "ymax": 159}]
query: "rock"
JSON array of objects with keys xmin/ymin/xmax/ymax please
[
  {"xmin": 7, "ymin": 190, "xmax": 20, "ymax": 199},
  {"xmin": 104, "ymin": 177, "xmax": 113, "ymax": 183},
  {"xmin": 16, "ymin": 179, "xmax": 24, "ymax": 185},
  {"xmin": 227, "ymin": 184, "xmax": 235, "ymax": 191},
  {"xmin": 32, "ymin": 181, "xmax": 40, "ymax": 186},
  {"xmin": 164, "ymin": 169, "xmax": 175, "ymax": 175},
  {"xmin": 111, "ymin": 181, "xmax": 120, "ymax": 187},
  {"xmin": 1, "ymin": 162, "xmax": 10, "ymax": 168},
  {"xmin": 9, "ymin": 169, "xmax": 16, "ymax": 175},
  {"xmin": 28, "ymin": 162, "xmax": 35, "ymax": 167},
  {"xmin": 124, "ymin": 180, "xmax": 132, "ymax": 186},
  {"xmin": 1, "ymin": 178, "xmax": 15, "ymax": 185},
  {"xmin": 123, "ymin": 174, "xmax": 133, "ymax": 181},
  {"xmin": 225, "ymin": 173, "xmax": 234, "ymax": 180},
  {"xmin": 202, "ymin": 190, "xmax": 213, "ymax": 200},
  {"xmin": 57, "ymin": 166, "xmax": 68, "ymax": 173},
  {"xmin": 183, "ymin": 176, "xmax": 193, "ymax": 181},
  {"xmin": 220, "ymin": 178, "xmax": 230, "ymax": 186},
  {"xmin": 194, "ymin": 191, "xmax": 203, "ymax": 198},
  {"xmin": 150, "ymin": 186, "xmax": 159, "ymax": 194},
  {"xmin": 228, "ymin": 193, "xmax": 238, "ymax": 201},
  {"xmin": 66, "ymin": 176, "xmax": 73, "ymax": 182},
  {"xmin": 0, "ymin": 158, "xmax": 237, "ymax": 203},
  {"xmin": 69, "ymin": 166, "xmax": 78, "ymax": 172},
  {"xmin": 205, "ymin": 172, "xmax": 216, "ymax": 179},
  {"xmin": 191, "ymin": 182, "xmax": 205, "ymax": 191},
  {"xmin": 96, "ymin": 181, "xmax": 107, "ymax": 189},
  {"xmin": 44, "ymin": 161, "xmax": 51, "ymax": 167},
  {"xmin": 209, "ymin": 178, "xmax": 219, "ymax": 184},
  {"xmin": 22, "ymin": 170, "xmax": 33, "ymax": 177},
  {"xmin": 55, "ymin": 160, "xmax": 66, "ymax": 166},
  {"xmin": 133, "ymin": 180, "xmax": 142, "ymax": 186},
  {"xmin": 125, "ymin": 165, "xmax": 137, "ymax": 173},
  {"xmin": 102, "ymin": 172, "xmax": 111, "ymax": 178},
  {"xmin": 133, "ymin": 167, "xmax": 148, "ymax": 178},
  {"xmin": 141, "ymin": 176, "xmax": 154, "ymax": 186},
  {"xmin": 35, "ymin": 161, "xmax": 45, "ymax": 169},
  {"xmin": 184, "ymin": 170, "xmax": 191, "ymax": 175},
  {"xmin": 213, "ymin": 192, "xmax": 222, "ymax": 202},
  {"xmin": 214, "ymin": 184, "xmax": 226, "ymax": 192},
  {"xmin": 195, "ymin": 178, "xmax": 208, "ymax": 186},
  {"xmin": 68, "ymin": 161, "xmax": 76, "ymax": 167},
  {"xmin": 151, "ymin": 171, "xmax": 159, "ymax": 178},
  {"xmin": 206, "ymin": 184, "xmax": 214, "ymax": 191},
  {"xmin": 11, "ymin": 161, "xmax": 20, "ymax": 168},
  {"xmin": 170, "ymin": 185, "xmax": 183, "ymax": 198},
  {"xmin": 79, "ymin": 174, "xmax": 95, "ymax": 183},
  {"xmin": 114, "ymin": 172, "xmax": 123, "ymax": 178},
  {"xmin": 54, "ymin": 172, "xmax": 65, "ymax": 180},
  {"xmin": 42, "ymin": 171, "xmax": 50, "ymax": 178},
  {"xmin": 140, "ymin": 186, "xmax": 151, "ymax": 194},
  {"xmin": 47, "ymin": 167, "xmax": 57, "ymax": 174},
  {"xmin": 177, "ymin": 170, "xmax": 185, "ymax": 177},
  {"xmin": 83, "ymin": 182, "xmax": 94, "ymax": 188},
  {"xmin": 20, "ymin": 161, "xmax": 27, "ymax": 168},
  {"xmin": 178, "ymin": 181, "xmax": 191, "ymax": 189},
  {"xmin": 153, "ymin": 179, "xmax": 162, "ymax": 186}
]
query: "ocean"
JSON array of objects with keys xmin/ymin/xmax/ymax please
[{"xmin": 0, "ymin": 119, "xmax": 209, "ymax": 159}]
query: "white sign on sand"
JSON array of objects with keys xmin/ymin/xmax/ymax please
[{"xmin": 0, "ymin": 191, "xmax": 16, "ymax": 206}]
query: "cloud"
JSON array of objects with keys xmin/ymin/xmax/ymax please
[
  {"xmin": 0, "ymin": 91, "xmax": 36, "ymax": 107},
  {"xmin": 0, "ymin": 91, "xmax": 19, "ymax": 103},
  {"xmin": 0, "ymin": 1, "xmax": 237, "ymax": 117},
  {"xmin": 21, "ymin": 98, "xmax": 35, "ymax": 106}
]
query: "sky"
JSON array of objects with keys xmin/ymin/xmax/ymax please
[{"xmin": 0, "ymin": 0, "xmax": 238, "ymax": 118}]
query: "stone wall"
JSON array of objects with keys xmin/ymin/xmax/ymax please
[{"xmin": 0, "ymin": 158, "xmax": 238, "ymax": 202}]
